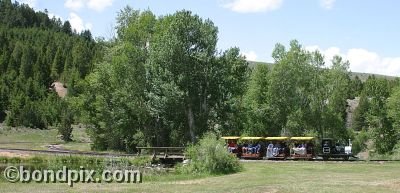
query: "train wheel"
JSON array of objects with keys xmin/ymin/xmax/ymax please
[{"xmin": 323, "ymin": 156, "xmax": 328, "ymax": 161}]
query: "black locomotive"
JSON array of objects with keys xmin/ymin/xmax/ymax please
[{"xmin": 319, "ymin": 138, "xmax": 355, "ymax": 161}]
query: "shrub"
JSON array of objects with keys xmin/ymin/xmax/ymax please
[
  {"xmin": 351, "ymin": 129, "xmax": 370, "ymax": 155},
  {"xmin": 391, "ymin": 142, "xmax": 400, "ymax": 160},
  {"xmin": 129, "ymin": 156, "xmax": 152, "ymax": 167},
  {"xmin": 177, "ymin": 132, "xmax": 242, "ymax": 175},
  {"xmin": 370, "ymin": 141, "xmax": 400, "ymax": 160},
  {"xmin": 58, "ymin": 105, "xmax": 73, "ymax": 141}
]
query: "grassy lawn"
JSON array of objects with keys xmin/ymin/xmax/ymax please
[
  {"xmin": 1, "ymin": 161, "xmax": 399, "ymax": 193},
  {"xmin": 0, "ymin": 125, "xmax": 92, "ymax": 152}
]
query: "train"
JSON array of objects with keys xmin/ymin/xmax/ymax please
[{"xmin": 222, "ymin": 136, "xmax": 356, "ymax": 160}]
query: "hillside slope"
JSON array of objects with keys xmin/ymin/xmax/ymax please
[{"xmin": 0, "ymin": 0, "xmax": 102, "ymax": 128}]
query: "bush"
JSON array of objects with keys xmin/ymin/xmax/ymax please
[
  {"xmin": 391, "ymin": 142, "xmax": 400, "ymax": 160},
  {"xmin": 177, "ymin": 132, "xmax": 242, "ymax": 175},
  {"xmin": 58, "ymin": 105, "xmax": 73, "ymax": 141},
  {"xmin": 129, "ymin": 156, "xmax": 152, "ymax": 167},
  {"xmin": 370, "ymin": 141, "xmax": 400, "ymax": 160},
  {"xmin": 351, "ymin": 129, "xmax": 370, "ymax": 155}
]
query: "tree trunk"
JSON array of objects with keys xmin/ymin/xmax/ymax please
[{"xmin": 187, "ymin": 104, "xmax": 196, "ymax": 143}]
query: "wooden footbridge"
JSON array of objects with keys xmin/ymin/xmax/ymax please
[{"xmin": 136, "ymin": 147, "xmax": 186, "ymax": 163}]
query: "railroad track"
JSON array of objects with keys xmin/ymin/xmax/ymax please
[{"xmin": 239, "ymin": 158, "xmax": 400, "ymax": 162}]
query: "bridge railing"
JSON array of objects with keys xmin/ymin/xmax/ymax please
[{"xmin": 136, "ymin": 147, "xmax": 185, "ymax": 159}]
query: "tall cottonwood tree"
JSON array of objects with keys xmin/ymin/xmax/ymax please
[
  {"xmin": 81, "ymin": 8, "xmax": 249, "ymax": 150},
  {"xmin": 243, "ymin": 64, "xmax": 273, "ymax": 136},
  {"xmin": 244, "ymin": 41, "xmax": 351, "ymax": 141},
  {"xmin": 148, "ymin": 10, "xmax": 248, "ymax": 143},
  {"xmin": 365, "ymin": 77, "xmax": 396, "ymax": 153},
  {"xmin": 323, "ymin": 56, "xmax": 351, "ymax": 139},
  {"xmin": 80, "ymin": 8, "xmax": 154, "ymax": 151}
]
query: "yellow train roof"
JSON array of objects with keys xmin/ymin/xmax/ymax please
[
  {"xmin": 241, "ymin": 137, "xmax": 264, "ymax": 140},
  {"xmin": 265, "ymin": 137, "xmax": 289, "ymax": 140},
  {"xmin": 221, "ymin": 136, "xmax": 240, "ymax": 140},
  {"xmin": 290, "ymin": 137, "xmax": 315, "ymax": 140}
]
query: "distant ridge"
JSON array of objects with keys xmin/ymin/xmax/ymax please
[
  {"xmin": 247, "ymin": 61, "xmax": 399, "ymax": 81},
  {"xmin": 350, "ymin": 72, "xmax": 398, "ymax": 81}
]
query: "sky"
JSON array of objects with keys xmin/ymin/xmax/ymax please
[{"xmin": 17, "ymin": 0, "xmax": 400, "ymax": 77}]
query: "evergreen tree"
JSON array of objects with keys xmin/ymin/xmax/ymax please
[
  {"xmin": 350, "ymin": 75, "xmax": 363, "ymax": 98},
  {"xmin": 61, "ymin": 21, "xmax": 72, "ymax": 35},
  {"xmin": 352, "ymin": 92, "xmax": 369, "ymax": 131},
  {"xmin": 58, "ymin": 104, "xmax": 73, "ymax": 141}
]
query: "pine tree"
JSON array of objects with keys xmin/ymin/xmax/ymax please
[{"xmin": 352, "ymin": 92, "xmax": 369, "ymax": 131}]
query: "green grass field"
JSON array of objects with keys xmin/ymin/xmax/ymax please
[
  {"xmin": 0, "ymin": 125, "xmax": 92, "ymax": 152},
  {"xmin": 1, "ymin": 161, "xmax": 399, "ymax": 193}
]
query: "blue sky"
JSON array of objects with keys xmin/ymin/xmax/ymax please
[{"xmin": 18, "ymin": 0, "xmax": 400, "ymax": 76}]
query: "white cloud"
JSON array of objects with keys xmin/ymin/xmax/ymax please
[
  {"xmin": 64, "ymin": 0, "xmax": 114, "ymax": 12},
  {"xmin": 68, "ymin": 12, "xmax": 92, "ymax": 32},
  {"xmin": 347, "ymin": 49, "xmax": 400, "ymax": 77},
  {"xmin": 222, "ymin": 0, "xmax": 283, "ymax": 13},
  {"xmin": 48, "ymin": 13, "xmax": 63, "ymax": 21},
  {"xmin": 85, "ymin": 23, "xmax": 93, "ymax": 30},
  {"xmin": 19, "ymin": 0, "xmax": 37, "ymax": 8},
  {"xmin": 87, "ymin": 0, "xmax": 115, "ymax": 12},
  {"xmin": 305, "ymin": 45, "xmax": 400, "ymax": 76},
  {"xmin": 320, "ymin": 0, "xmax": 336, "ymax": 9},
  {"xmin": 243, "ymin": 51, "xmax": 258, "ymax": 61},
  {"xmin": 305, "ymin": 45, "xmax": 320, "ymax": 52},
  {"xmin": 324, "ymin": 47, "xmax": 342, "ymax": 61},
  {"xmin": 64, "ymin": 0, "xmax": 85, "ymax": 11},
  {"xmin": 306, "ymin": 45, "xmax": 342, "ymax": 67}
]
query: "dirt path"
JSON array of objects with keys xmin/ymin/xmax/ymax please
[
  {"xmin": 0, "ymin": 148, "xmax": 135, "ymax": 158},
  {"xmin": 0, "ymin": 151, "xmax": 31, "ymax": 158}
]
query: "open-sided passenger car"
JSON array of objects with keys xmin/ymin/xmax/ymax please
[{"xmin": 265, "ymin": 137, "xmax": 289, "ymax": 160}]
